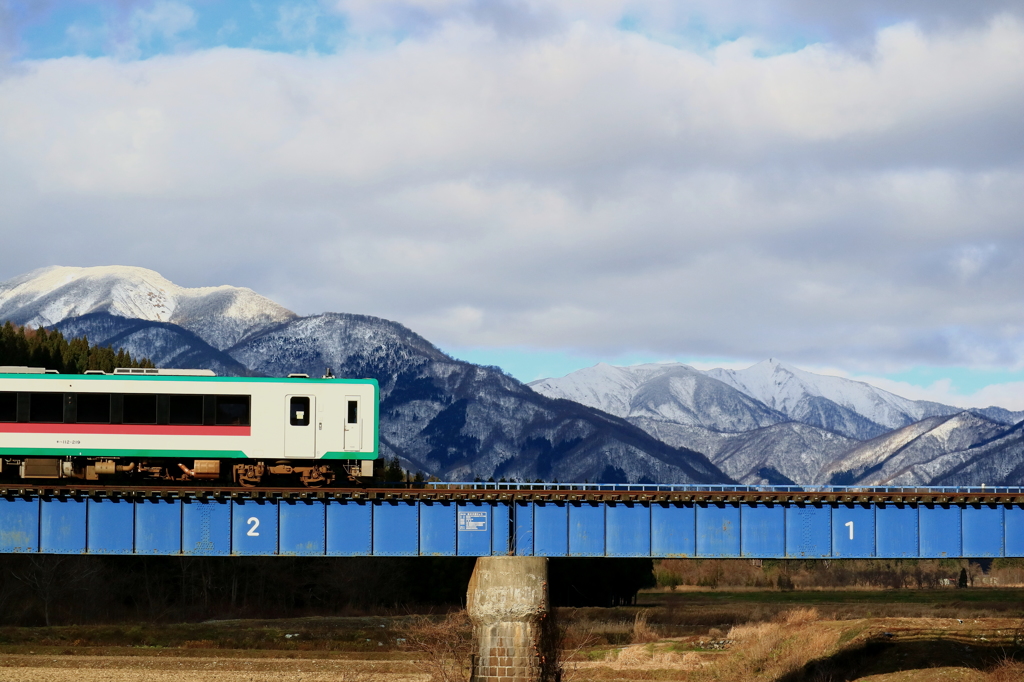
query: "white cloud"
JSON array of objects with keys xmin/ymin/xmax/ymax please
[
  {"xmin": 131, "ymin": 0, "xmax": 196, "ymax": 42},
  {"xmin": 324, "ymin": 0, "xmax": 1024, "ymax": 44},
  {"xmin": 0, "ymin": 15, "xmax": 1023, "ymax": 375},
  {"xmin": 843, "ymin": 375, "xmax": 1024, "ymax": 411},
  {"xmin": 277, "ymin": 4, "xmax": 323, "ymax": 44},
  {"xmin": 108, "ymin": 0, "xmax": 196, "ymax": 57}
]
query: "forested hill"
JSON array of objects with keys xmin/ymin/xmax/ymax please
[{"xmin": 0, "ymin": 321, "xmax": 154, "ymax": 374}]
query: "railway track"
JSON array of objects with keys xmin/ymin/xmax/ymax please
[{"xmin": 1, "ymin": 483, "xmax": 1022, "ymax": 505}]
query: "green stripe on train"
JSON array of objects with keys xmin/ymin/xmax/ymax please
[{"xmin": 321, "ymin": 450, "xmax": 378, "ymax": 460}]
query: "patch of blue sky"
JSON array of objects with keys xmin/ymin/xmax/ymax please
[
  {"xmin": 13, "ymin": 0, "xmax": 352, "ymax": 61},
  {"xmin": 12, "ymin": 0, "xmax": 837, "ymax": 61},
  {"xmin": 614, "ymin": 11, "xmax": 816, "ymax": 56},
  {"xmin": 615, "ymin": 14, "xmax": 644, "ymax": 34},
  {"xmin": 245, "ymin": 1, "xmax": 350, "ymax": 54},
  {"xmin": 17, "ymin": 3, "xmax": 110, "ymax": 59},
  {"xmin": 750, "ymin": 34, "xmax": 818, "ymax": 58},
  {"xmin": 444, "ymin": 347, "xmax": 1024, "ymax": 400},
  {"xmin": 872, "ymin": 366, "xmax": 1024, "ymax": 395},
  {"xmin": 615, "ymin": 14, "xmax": 731, "ymax": 51},
  {"xmin": 191, "ymin": 1, "xmax": 277, "ymax": 50},
  {"xmin": 448, "ymin": 347, "xmax": 641, "ymax": 382}
]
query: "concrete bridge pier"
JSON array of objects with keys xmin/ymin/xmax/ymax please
[{"xmin": 466, "ymin": 556, "xmax": 555, "ymax": 682}]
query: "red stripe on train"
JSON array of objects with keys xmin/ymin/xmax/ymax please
[{"xmin": 0, "ymin": 424, "xmax": 250, "ymax": 436}]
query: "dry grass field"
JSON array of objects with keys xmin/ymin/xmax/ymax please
[
  {"xmin": 566, "ymin": 611, "xmax": 1024, "ymax": 681},
  {"xmin": 0, "ymin": 654, "xmax": 428, "ymax": 682},
  {"xmin": 0, "ymin": 589, "xmax": 1022, "ymax": 681}
]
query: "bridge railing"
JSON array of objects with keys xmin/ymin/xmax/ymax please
[{"xmin": 415, "ymin": 482, "xmax": 1024, "ymax": 494}]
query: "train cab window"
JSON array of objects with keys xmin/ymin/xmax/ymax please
[
  {"xmin": 122, "ymin": 394, "xmax": 157, "ymax": 424},
  {"xmin": 290, "ymin": 396, "xmax": 310, "ymax": 426},
  {"xmin": 215, "ymin": 395, "xmax": 250, "ymax": 426},
  {"xmin": 169, "ymin": 395, "xmax": 204, "ymax": 425},
  {"xmin": 0, "ymin": 392, "xmax": 15, "ymax": 422},
  {"xmin": 347, "ymin": 400, "xmax": 358, "ymax": 424},
  {"xmin": 77, "ymin": 393, "xmax": 111, "ymax": 423},
  {"xmin": 29, "ymin": 392, "xmax": 64, "ymax": 423}
]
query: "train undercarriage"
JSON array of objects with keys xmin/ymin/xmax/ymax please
[{"xmin": 0, "ymin": 457, "xmax": 370, "ymax": 488}]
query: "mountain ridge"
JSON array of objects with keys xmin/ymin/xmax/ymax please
[
  {"xmin": 5, "ymin": 265, "xmax": 1023, "ymax": 486},
  {"xmin": 0, "ymin": 265, "xmax": 296, "ymax": 350},
  {"xmin": 533, "ymin": 359, "xmax": 1018, "ymax": 441},
  {"xmin": 532, "ymin": 360, "xmax": 1024, "ymax": 486},
  {"xmin": 224, "ymin": 312, "xmax": 727, "ymax": 483},
  {"xmin": 0, "ymin": 266, "xmax": 727, "ymax": 484}
]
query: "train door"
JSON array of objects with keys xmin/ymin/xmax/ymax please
[
  {"xmin": 343, "ymin": 395, "xmax": 362, "ymax": 451},
  {"xmin": 285, "ymin": 395, "xmax": 316, "ymax": 458}
]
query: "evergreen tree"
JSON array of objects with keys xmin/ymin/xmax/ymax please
[
  {"xmin": 0, "ymin": 321, "xmax": 154, "ymax": 374},
  {"xmin": 375, "ymin": 456, "xmax": 422, "ymax": 483},
  {"xmin": 382, "ymin": 456, "xmax": 406, "ymax": 482}
]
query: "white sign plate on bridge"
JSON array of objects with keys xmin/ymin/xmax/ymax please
[{"xmin": 458, "ymin": 511, "xmax": 488, "ymax": 532}]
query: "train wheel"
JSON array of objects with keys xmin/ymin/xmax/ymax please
[
  {"xmin": 298, "ymin": 464, "xmax": 334, "ymax": 487},
  {"xmin": 232, "ymin": 462, "xmax": 265, "ymax": 487}
]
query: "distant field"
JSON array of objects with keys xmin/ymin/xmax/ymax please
[
  {"xmin": 0, "ymin": 589, "xmax": 1021, "ymax": 681},
  {"xmin": 646, "ymin": 586, "xmax": 1024, "ymax": 603},
  {"xmin": 554, "ymin": 586, "xmax": 1024, "ymax": 639}
]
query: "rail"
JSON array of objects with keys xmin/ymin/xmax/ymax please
[
  {"xmin": 422, "ymin": 482, "xmax": 1022, "ymax": 494},
  {"xmin": 0, "ymin": 482, "xmax": 1021, "ymax": 505}
]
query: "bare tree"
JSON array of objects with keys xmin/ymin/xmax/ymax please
[
  {"xmin": 9, "ymin": 555, "xmax": 101, "ymax": 626},
  {"xmin": 403, "ymin": 611, "xmax": 473, "ymax": 682},
  {"xmin": 553, "ymin": 611, "xmax": 598, "ymax": 682}
]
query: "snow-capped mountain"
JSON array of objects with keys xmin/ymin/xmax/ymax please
[
  {"xmin": 820, "ymin": 412, "xmax": 1011, "ymax": 486},
  {"xmin": 530, "ymin": 359, "xmax": 963, "ymax": 441},
  {"xmin": 0, "ymin": 266, "xmax": 726, "ymax": 484},
  {"xmin": 708, "ymin": 360, "xmax": 958, "ymax": 439},
  {"xmin": 528, "ymin": 362, "xmax": 854, "ymax": 484},
  {"xmin": 226, "ymin": 313, "xmax": 725, "ymax": 483},
  {"xmin": 529, "ymin": 363, "xmax": 787, "ymax": 432},
  {"xmin": 929, "ymin": 422, "xmax": 1024, "ymax": 486},
  {"xmin": 54, "ymin": 313, "xmax": 251, "ymax": 377},
  {"xmin": 0, "ymin": 266, "xmax": 295, "ymax": 350},
  {"xmin": 629, "ymin": 417, "xmax": 857, "ymax": 485},
  {"xmin": 531, "ymin": 359, "xmax": 1024, "ymax": 484},
  {"xmin": 6, "ymin": 265, "xmax": 1024, "ymax": 485},
  {"xmin": 532, "ymin": 356, "xmax": 995, "ymax": 440}
]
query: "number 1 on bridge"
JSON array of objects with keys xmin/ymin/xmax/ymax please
[{"xmin": 845, "ymin": 521, "xmax": 854, "ymax": 540}]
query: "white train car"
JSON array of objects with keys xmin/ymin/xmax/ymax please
[{"xmin": 0, "ymin": 367, "xmax": 379, "ymax": 486}]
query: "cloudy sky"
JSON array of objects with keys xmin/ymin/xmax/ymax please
[{"xmin": 1, "ymin": 0, "xmax": 1023, "ymax": 406}]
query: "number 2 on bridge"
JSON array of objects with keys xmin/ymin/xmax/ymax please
[
  {"xmin": 247, "ymin": 517, "xmax": 260, "ymax": 536},
  {"xmin": 845, "ymin": 521, "xmax": 854, "ymax": 540}
]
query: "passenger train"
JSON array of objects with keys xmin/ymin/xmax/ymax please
[{"xmin": 0, "ymin": 366, "xmax": 378, "ymax": 487}]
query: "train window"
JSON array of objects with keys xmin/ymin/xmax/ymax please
[
  {"xmin": 0, "ymin": 392, "xmax": 15, "ymax": 422},
  {"xmin": 77, "ymin": 393, "xmax": 111, "ymax": 423},
  {"xmin": 347, "ymin": 400, "xmax": 358, "ymax": 424},
  {"xmin": 122, "ymin": 394, "xmax": 157, "ymax": 424},
  {"xmin": 169, "ymin": 395, "xmax": 204, "ymax": 425},
  {"xmin": 216, "ymin": 395, "xmax": 250, "ymax": 426},
  {"xmin": 290, "ymin": 396, "xmax": 310, "ymax": 426},
  {"xmin": 29, "ymin": 393, "xmax": 64, "ymax": 423}
]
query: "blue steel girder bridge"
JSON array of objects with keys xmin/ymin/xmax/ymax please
[{"xmin": 0, "ymin": 482, "xmax": 1021, "ymax": 559}]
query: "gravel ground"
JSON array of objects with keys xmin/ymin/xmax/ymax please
[{"xmin": 0, "ymin": 654, "xmax": 429, "ymax": 682}]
